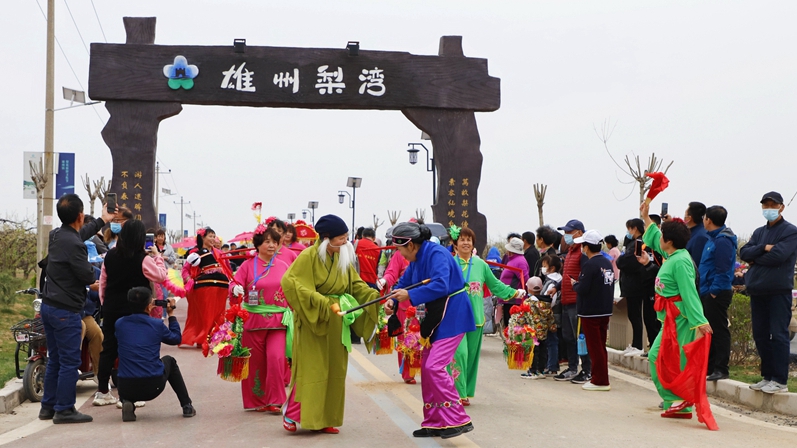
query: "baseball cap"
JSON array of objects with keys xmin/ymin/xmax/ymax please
[
  {"xmin": 760, "ymin": 191, "xmax": 784, "ymax": 204},
  {"xmin": 527, "ymin": 276, "xmax": 543, "ymax": 292},
  {"xmin": 557, "ymin": 219, "xmax": 585, "ymax": 233},
  {"xmin": 574, "ymin": 229, "xmax": 603, "ymax": 245}
]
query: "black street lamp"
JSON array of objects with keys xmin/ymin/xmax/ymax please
[
  {"xmin": 407, "ymin": 143, "xmax": 436, "ymax": 204},
  {"xmin": 338, "ymin": 177, "xmax": 361, "ymax": 240},
  {"xmin": 307, "ymin": 201, "xmax": 318, "ymax": 226}
]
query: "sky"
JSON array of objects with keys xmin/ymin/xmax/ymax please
[{"xmin": 2, "ymin": 1, "xmax": 796, "ymax": 245}]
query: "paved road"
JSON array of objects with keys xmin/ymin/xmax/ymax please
[{"xmin": 1, "ymin": 306, "xmax": 795, "ymax": 448}]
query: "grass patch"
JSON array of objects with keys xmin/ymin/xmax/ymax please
[
  {"xmin": 729, "ymin": 364, "xmax": 797, "ymax": 393},
  {"xmin": 0, "ymin": 286, "xmax": 36, "ymax": 385}
]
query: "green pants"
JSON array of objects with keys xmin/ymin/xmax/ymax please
[
  {"xmin": 449, "ymin": 326, "xmax": 483, "ymax": 399},
  {"xmin": 648, "ymin": 315, "xmax": 697, "ymax": 411}
]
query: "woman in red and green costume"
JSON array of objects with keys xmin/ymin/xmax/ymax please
[
  {"xmin": 640, "ymin": 202, "xmax": 717, "ymax": 430},
  {"xmin": 449, "ymin": 226, "xmax": 525, "ymax": 405}
]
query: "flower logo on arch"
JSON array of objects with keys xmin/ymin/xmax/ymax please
[{"xmin": 163, "ymin": 56, "xmax": 199, "ymax": 90}]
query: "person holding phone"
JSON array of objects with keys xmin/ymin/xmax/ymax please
[
  {"xmin": 94, "ymin": 220, "xmax": 167, "ymax": 407},
  {"xmin": 617, "ymin": 218, "xmax": 661, "ymax": 357}
]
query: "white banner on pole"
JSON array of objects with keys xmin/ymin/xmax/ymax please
[{"xmin": 23, "ymin": 151, "xmax": 42, "ymax": 199}]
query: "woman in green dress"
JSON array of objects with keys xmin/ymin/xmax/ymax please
[
  {"xmin": 449, "ymin": 226, "xmax": 525, "ymax": 405},
  {"xmin": 640, "ymin": 202, "xmax": 717, "ymax": 430}
]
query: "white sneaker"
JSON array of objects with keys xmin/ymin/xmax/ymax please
[
  {"xmin": 621, "ymin": 345, "xmax": 635, "ymax": 355},
  {"xmin": 582, "ymin": 381, "xmax": 611, "ymax": 391},
  {"xmin": 749, "ymin": 379, "xmax": 770, "ymax": 391},
  {"xmin": 93, "ymin": 391, "xmax": 118, "ymax": 406},
  {"xmin": 116, "ymin": 401, "xmax": 146, "ymax": 409},
  {"xmin": 761, "ymin": 381, "xmax": 788, "ymax": 394},
  {"xmin": 623, "ymin": 348, "xmax": 644, "ymax": 357}
]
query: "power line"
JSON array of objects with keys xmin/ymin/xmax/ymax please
[
  {"xmin": 89, "ymin": 0, "xmax": 107, "ymax": 43},
  {"xmin": 62, "ymin": 0, "xmax": 89, "ymax": 55},
  {"xmin": 34, "ymin": 0, "xmax": 105, "ymax": 125}
]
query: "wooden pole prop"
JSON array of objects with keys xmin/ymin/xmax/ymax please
[{"xmin": 337, "ymin": 279, "xmax": 431, "ymax": 315}]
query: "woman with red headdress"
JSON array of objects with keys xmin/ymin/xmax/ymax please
[
  {"xmin": 230, "ymin": 224, "xmax": 292, "ymax": 413},
  {"xmin": 181, "ymin": 227, "xmax": 231, "ymax": 347}
]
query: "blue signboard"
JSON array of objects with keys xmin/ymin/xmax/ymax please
[
  {"xmin": 159, "ymin": 213, "xmax": 167, "ymax": 228},
  {"xmin": 184, "ymin": 229, "xmax": 189, "ymax": 237},
  {"xmin": 55, "ymin": 153, "xmax": 75, "ymax": 199}
]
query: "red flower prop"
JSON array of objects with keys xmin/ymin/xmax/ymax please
[
  {"xmin": 510, "ymin": 305, "xmax": 521, "ymax": 315},
  {"xmin": 406, "ymin": 306, "xmax": 417, "ymax": 318},
  {"xmin": 409, "ymin": 322, "xmax": 420, "ymax": 332},
  {"xmin": 197, "ymin": 228, "xmax": 206, "ymax": 237},
  {"xmin": 218, "ymin": 345, "xmax": 233, "ymax": 358},
  {"xmin": 225, "ymin": 304, "xmax": 250, "ymax": 323},
  {"xmin": 265, "ymin": 216, "xmax": 277, "ymax": 225},
  {"xmin": 251, "ymin": 202, "xmax": 262, "ymax": 211},
  {"xmin": 255, "ymin": 224, "xmax": 267, "ymax": 235},
  {"xmin": 520, "ymin": 303, "xmax": 531, "ymax": 314},
  {"xmin": 645, "ymin": 172, "xmax": 670, "ymax": 201}
]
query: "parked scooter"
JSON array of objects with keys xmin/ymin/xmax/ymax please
[{"xmin": 11, "ymin": 289, "xmax": 95, "ymax": 402}]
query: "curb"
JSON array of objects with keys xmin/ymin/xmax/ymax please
[
  {"xmin": 0, "ymin": 378, "xmax": 26, "ymax": 414},
  {"xmin": 607, "ymin": 347, "xmax": 797, "ymax": 417}
]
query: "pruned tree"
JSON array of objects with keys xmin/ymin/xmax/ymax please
[
  {"xmin": 372, "ymin": 214, "xmax": 384, "ymax": 233},
  {"xmin": 167, "ymin": 229, "xmax": 182, "ymax": 245},
  {"xmin": 96, "ymin": 177, "xmax": 111, "ymax": 203},
  {"xmin": 387, "ymin": 210, "xmax": 401, "ymax": 226},
  {"xmin": 415, "ymin": 209, "xmax": 426, "ymax": 224},
  {"xmin": 0, "ymin": 215, "xmax": 38, "ymax": 278},
  {"xmin": 81, "ymin": 175, "xmax": 102, "ymax": 216},
  {"xmin": 595, "ymin": 119, "xmax": 673, "ymax": 217},
  {"xmin": 533, "ymin": 183, "xmax": 547, "ymax": 227}
]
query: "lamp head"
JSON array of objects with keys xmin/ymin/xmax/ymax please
[{"xmin": 407, "ymin": 147, "xmax": 420, "ymax": 165}]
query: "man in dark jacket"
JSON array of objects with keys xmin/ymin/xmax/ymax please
[
  {"xmin": 39, "ymin": 194, "xmax": 97, "ymax": 423},
  {"xmin": 534, "ymin": 226, "xmax": 559, "ymax": 280},
  {"xmin": 740, "ymin": 192, "xmax": 797, "ymax": 394},
  {"xmin": 699, "ymin": 206, "xmax": 737, "ymax": 381},
  {"xmin": 522, "ymin": 231, "xmax": 540, "ymax": 280},
  {"xmin": 116, "ymin": 287, "xmax": 194, "ymax": 422},
  {"xmin": 573, "ymin": 230, "xmax": 615, "ymax": 391},
  {"xmin": 684, "ymin": 202, "xmax": 708, "ymax": 267}
]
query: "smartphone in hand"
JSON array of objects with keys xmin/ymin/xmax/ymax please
[
  {"xmin": 634, "ymin": 239, "xmax": 643, "ymax": 257},
  {"xmin": 145, "ymin": 233, "xmax": 155, "ymax": 250},
  {"xmin": 106, "ymin": 193, "xmax": 117, "ymax": 214},
  {"xmin": 661, "ymin": 202, "xmax": 669, "ymax": 216}
]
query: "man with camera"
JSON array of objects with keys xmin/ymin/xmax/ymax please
[{"xmin": 115, "ymin": 286, "xmax": 195, "ymax": 422}]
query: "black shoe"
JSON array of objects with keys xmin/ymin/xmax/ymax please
[
  {"xmin": 53, "ymin": 407, "xmax": 93, "ymax": 424},
  {"xmin": 183, "ymin": 404, "xmax": 196, "ymax": 418},
  {"xmin": 706, "ymin": 371, "xmax": 729, "ymax": 381},
  {"xmin": 570, "ymin": 371, "xmax": 591, "ymax": 385},
  {"xmin": 440, "ymin": 422, "xmax": 474, "ymax": 440},
  {"xmin": 412, "ymin": 428, "xmax": 441, "ymax": 437},
  {"xmin": 122, "ymin": 401, "xmax": 136, "ymax": 422},
  {"xmin": 38, "ymin": 407, "xmax": 55, "ymax": 420},
  {"xmin": 640, "ymin": 352, "xmax": 649, "ymax": 358}
]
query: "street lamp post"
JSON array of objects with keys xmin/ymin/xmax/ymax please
[
  {"xmin": 307, "ymin": 201, "xmax": 318, "ymax": 226},
  {"xmin": 287, "ymin": 213, "xmax": 296, "ymax": 224},
  {"xmin": 407, "ymin": 143, "xmax": 436, "ymax": 204}
]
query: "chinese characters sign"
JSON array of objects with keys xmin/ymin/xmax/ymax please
[{"xmin": 446, "ymin": 177, "xmax": 471, "ymax": 228}]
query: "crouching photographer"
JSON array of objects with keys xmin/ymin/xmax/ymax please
[{"xmin": 115, "ymin": 287, "xmax": 196, "ymax": 422}]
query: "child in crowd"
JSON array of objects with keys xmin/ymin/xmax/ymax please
[
  {"xmin": 521, "ymin": 276, "xmax": 556, "ymax": 379},
  {"xmin": 539, "ymin": 255, "xmax": 563, "ymax": 377}
]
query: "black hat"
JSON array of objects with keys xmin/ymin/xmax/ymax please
[
  {"xmin": 760, "ymin": 191, "xmax": 784, "ymax": 205},
  {"xmin": 557, "ymin": 219, "xmax": 585, "ymax": 233},
  {"xmin": 315, "ymin": 215, "xmax": 349, "ymax": 239}
]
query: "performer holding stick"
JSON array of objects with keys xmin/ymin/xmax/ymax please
[{"xmin": 383, "ymin": 222, "xmax": 475, "ymax": 440}]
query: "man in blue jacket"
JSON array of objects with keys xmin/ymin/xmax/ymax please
[
  {"xmin": 699, "ymin": 206, "xmax": 737, "ymax": 381},
  {"xmin": 115, "ymin": 287, "xmax": 195, "ymax": 422},
  {"xmin": 684, "ymin": 202, "xmax": 708, "ymax": 266},
  {"xmin": 740, "ymin": 192, "xmax": 797, "ymax": 394}
]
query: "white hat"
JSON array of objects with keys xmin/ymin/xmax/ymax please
[
  {"xmin": 505, "ymin": 237, "xmax": 524, "ymax": 255},
  {"xmin": 574, "ymin": 229, "xmax": 603, "ymax": 245}
]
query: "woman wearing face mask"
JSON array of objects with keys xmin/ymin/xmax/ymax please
[
  {"xmin": 229, "ymin": 225, "xmax": 292, "ymax": 413},
  {"xmin": 616, "ymin": 219, "xmax": 662, "ymax": 357},
  {"xmin": 449, "ymin": 226, "xmax": 524, "ymax": 403},
  {"xmin": 103, "ymin": 207, "xmax": 133, "ymax": 250},
  {"xmin": 384, "ymin": 222, "xmax": 475, "ymax": 440},
  {"xmin": 181, "ymin": 227, "xmax": 232, "ymax": 347}
]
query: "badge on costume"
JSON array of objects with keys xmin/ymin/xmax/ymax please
[{"xmin": 248, "ymin": 291, "xmax": 259, "ymax": 306}]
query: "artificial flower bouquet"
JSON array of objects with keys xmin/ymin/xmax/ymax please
[
  {"xmin": 503, "ymin": 302, "xmax": 538, "ymax": 370},
  {"xmin": 204, "ymin": 304, "xmax": 252, "ymax": 382},
  {"xmin": 396, "ymin": 306, "xmax": 422, "ymax": 377}
]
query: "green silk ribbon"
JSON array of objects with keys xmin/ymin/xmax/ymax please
[
  {"xmin": 241, "ymin": 303, "xmax": 294, "ymax": 358},
  {"xmin": 334, "ymin": 294, "xmax": 362, "ymax": 352}
]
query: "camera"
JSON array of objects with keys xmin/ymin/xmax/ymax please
[{"xmin": 154, "ymin": 299, "xmax": 171, "ymax": 308}]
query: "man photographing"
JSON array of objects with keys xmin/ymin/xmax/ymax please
[{"xmin": 115, "ymin": 287, "xmax": 195, "ymax": 422}]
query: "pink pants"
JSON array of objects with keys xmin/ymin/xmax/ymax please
[
  {"xmin": 421, "ymin": 334, "xmax": 470, "ymax": 429},
  {"xmin": 284, "ymin": 384, "xmax": 300, "ymax": 422},
  {"xmin": 241, "ymin": 329, "xmax": 287, "ymax": 409}
]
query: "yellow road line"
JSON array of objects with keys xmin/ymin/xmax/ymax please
[{"xmin": 349, "ymin": 350, "xmax": 479, "ymax": 447}]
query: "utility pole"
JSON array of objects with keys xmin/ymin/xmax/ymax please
[
  {"xmin": 36, "ymin": 0, "xmax": 55, "ymax": 282},
  {"xmin": 174, "ymin": 196, "xmax": 190, "ymax": 239},
  {"xmin": 154, "ymin": 161, "xmax": 172, "ymax": 228}
]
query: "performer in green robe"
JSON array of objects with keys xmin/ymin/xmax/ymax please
[
  {"xmin": 449, "ymin": 226, "xmax": 523, "ymax": 403},
  {"xmin": 280, "ymin": 215, "xmax": 379, "ymax": 434},
  {"xmin": 641, "ymin": 202, "xmax": 714, "ymax": 425}
]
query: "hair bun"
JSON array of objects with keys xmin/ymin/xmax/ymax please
[{"xmin": 418, "ymin": 224, "xmax": 432, "ymax": 241}]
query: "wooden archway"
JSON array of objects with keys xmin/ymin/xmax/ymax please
[{"xmin": 89, "ymin": 17, "xmax": 500, "ymax": 246}]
